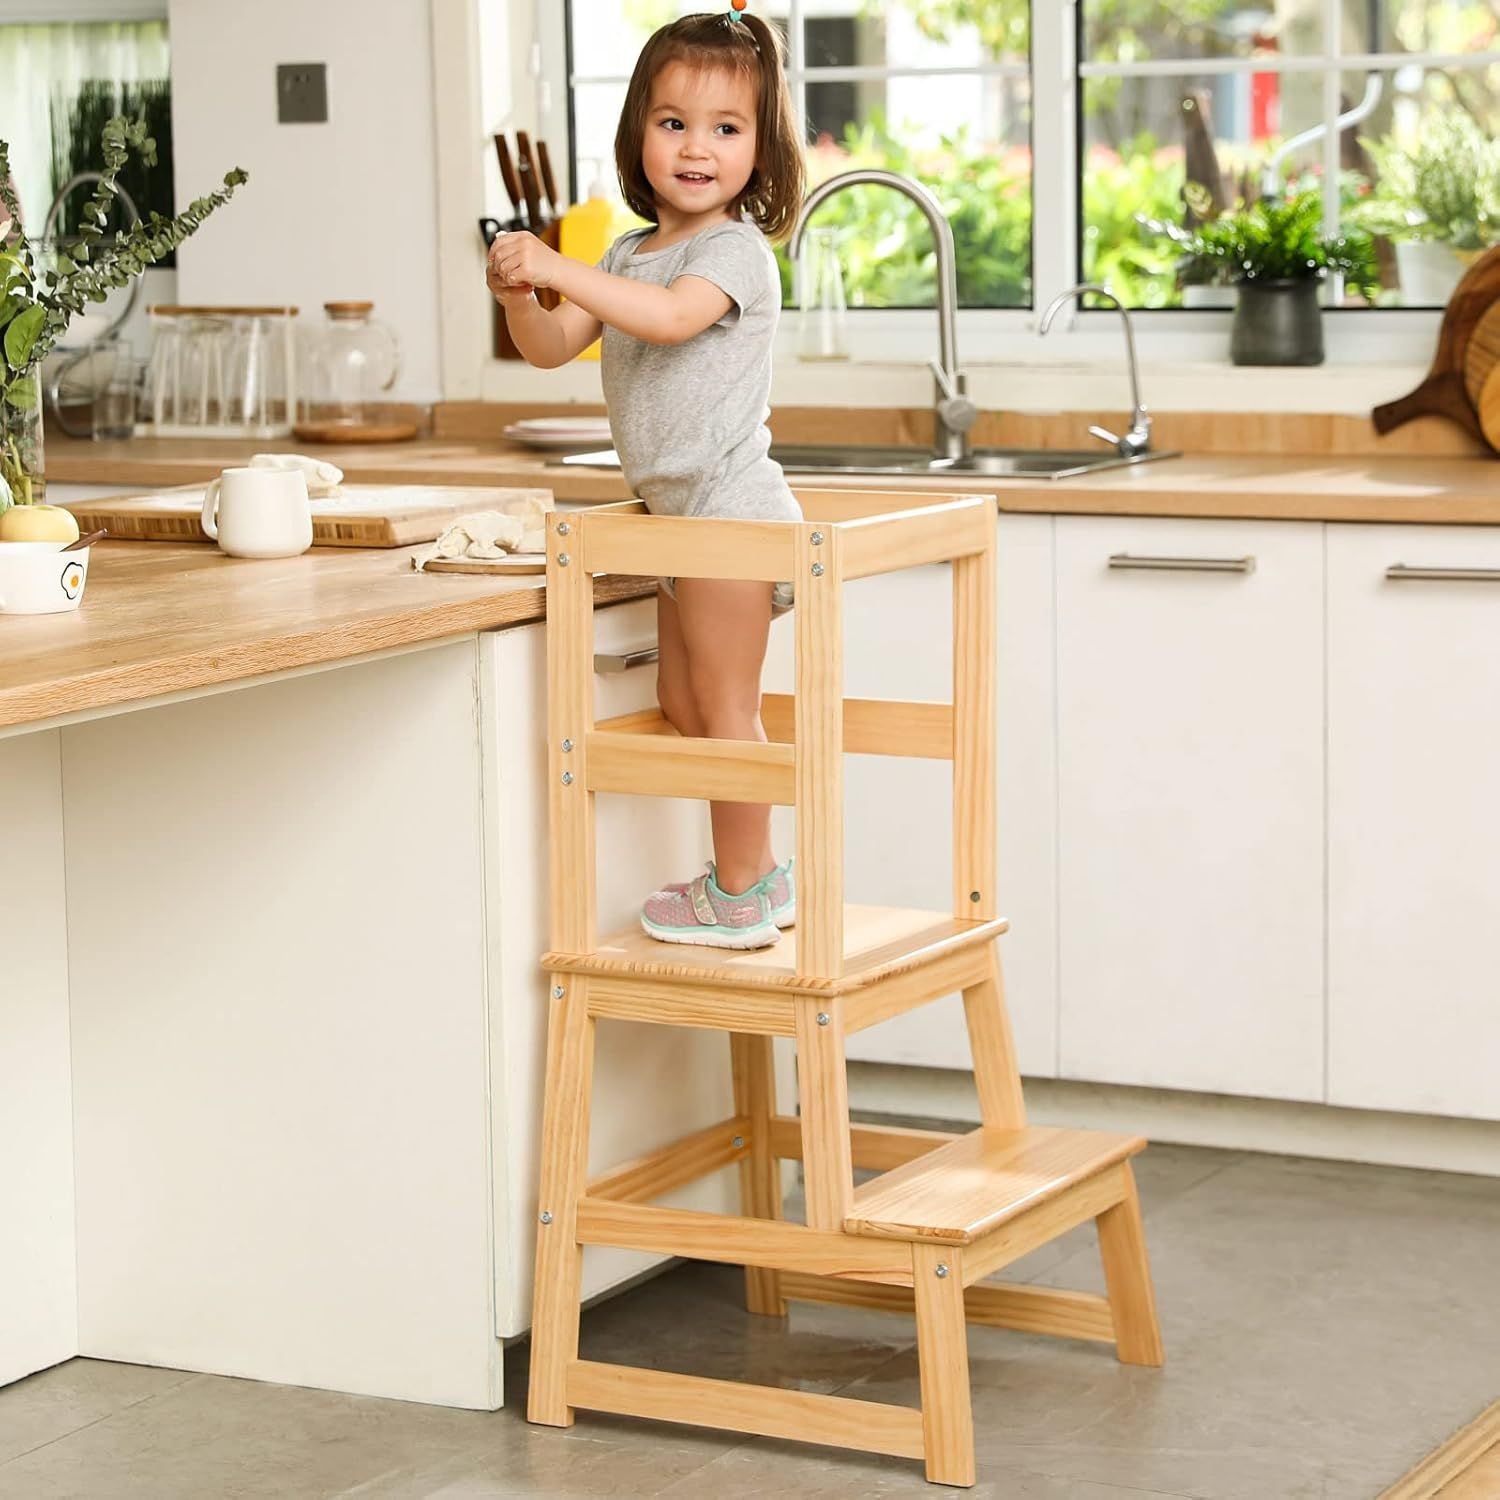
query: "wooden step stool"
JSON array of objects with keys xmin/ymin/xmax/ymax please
[{"xmin": 529, "ymin": 488, "xmax": 1164, "ymax": 1487}]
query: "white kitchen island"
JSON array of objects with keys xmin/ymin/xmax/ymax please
[{"xmin": 0, "ymin": 520, "xmax": 744, "ymax": 1409}]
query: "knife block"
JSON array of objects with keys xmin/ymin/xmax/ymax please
[{"xmin": 493, "ymin": 221, "xmax": 564, "ymax": 360}]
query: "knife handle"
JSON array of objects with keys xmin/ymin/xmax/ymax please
[
  {"xmin": 515, "ymin": 130, "xmax": 546, "ymax": 231},
  {"xmin": 493, "ymin": 135, "xmax": 524, "ymax": 226},
  {"xmin": 537, "ymin": 140, "xmax": 560, "ymax": 219}
]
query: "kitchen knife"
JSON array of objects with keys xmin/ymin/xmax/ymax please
[
  {"xmin": 493, "ymin": 134, "xmax": 526, "ymax": 230},
  {"xmin": 536, "ymin": 139, "xmax": 561, "ymax": 220},
  {"xmin": 515, "ymin": 130, "xmax": 546, "ymax": 232}
]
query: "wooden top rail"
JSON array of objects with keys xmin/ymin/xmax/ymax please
[{"xmin": 555, "ymin": 488, "xmax": 994, "ymax": 588}]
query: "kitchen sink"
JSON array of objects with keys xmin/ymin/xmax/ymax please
[{"xmin": 556, "ymin": 444, "xmax": 1180, "ymax": 480}]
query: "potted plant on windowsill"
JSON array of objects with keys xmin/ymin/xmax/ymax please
[
  {"xmin": 1139, "ymin": 184, "xmax": 1238, "ymax": 308},
  {"xmin": 1352, "ymin": 110, "xmax": 1498, "ymax": 306},
  {"xmin": 0, "ymin": 115, "xmax": 245, "ymax": 520},
  {"xmin": 1145, "ymin": 189, "xmax": 1377, "ymax": 364}
]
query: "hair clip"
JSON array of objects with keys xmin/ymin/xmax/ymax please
[{"xmin": 727, "ymin": 0, "xmax": 747, "ymax": 19}]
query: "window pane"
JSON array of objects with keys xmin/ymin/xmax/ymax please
[
  {"xmin": 1344, "ymin": 64, "xmax": 1500, "ymax": 306},
  {"xmin": 1080, "ymin": 71, "xmax": 1326, "ymax": 307},
  {"xmin": 798, "ymin": 69, "xmax": 1031, "ymax": 309},
  {"xmin": 1081, "ymin": 2, "xmax": 1322, "ymax": 65},
  {"xmin": 1353, "ymin": 0, "xmax": 1499, "ymax": 56},
  {"xmin": 816, "ymin": 0, "xmax": 1026, "ymax": 68},
  {"xmin": 572, "ymin": 0, "xmax": 790, "ymax": 78}
]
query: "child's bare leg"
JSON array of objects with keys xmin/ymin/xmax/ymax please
[
  {"xmin": 671, "ymin": 576, "xmax": 777, "ymax": 895},
  {"xmin": 655, "ymin": 586, "xmax": 705, "ymax": 739}
]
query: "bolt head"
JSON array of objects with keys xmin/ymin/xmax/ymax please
[
  {"xmin": 539, "ymin": 1211, "xmax": 553, "ymax": 1225},
  {"xmin": 561, "ymin": 770, "xmax": 574, "ymax": 785},
  {"xmin": 552, "ymin": 985, "xmax": 565, "ymax": 999},
  {"xmin": 935, "ymin": 1262, "xmax": 949, "ymax": 1278},
  {"xmin": 731, "ymin": 1135, "xmax": 745, "ymax": 1149},
  {"xmin": 810, "ymin": 530, "xmax": 824, "ymax": 545},
  {"xmin": 816, "ymin": 1012, "xmax": 830, "ymax": 1027},
  {"xmin": 557, "ymin": 552, "xmax": 570, "ymax": 566},
  {"xmin": 561, "ymin": 738, "xmax": 573, "ymax": 753},
  {"xmin": 811, "ymin": 562, "xmax": 825, "ymax": 577},
  {"xmin": 557, "ymin": 521, "xmax": 571, "ymax": 535},
  {"xmin": 970, "ymin": 890, "xmax": 981, "ymax": 903}
]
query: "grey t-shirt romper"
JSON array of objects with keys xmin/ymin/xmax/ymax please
[{"xmin": 598, "ymin": 219, "xmax": 800, "ymax": 609}]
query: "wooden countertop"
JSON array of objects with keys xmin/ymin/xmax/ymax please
[
  {"xmin": 0, "ymin": 540, "xmax": 651, "ymax": 733},
  {"xmin": 48, "ymin": 434, "xmax": 1500, "ymax": 524}
]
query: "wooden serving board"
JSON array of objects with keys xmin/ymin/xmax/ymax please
[
  {"xmin": 420, "ymin": 553, "xmax": 546, "ymax": 575},
  {"xmin": 62, "ymin": 484, "xmax": 553, "ymax": 549}
]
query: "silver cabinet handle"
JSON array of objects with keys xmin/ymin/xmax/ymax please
[
  {"xmin": 1108, "ymin": 553, "xmax": 1256, "ymax": 574},
  {"xmin": 1386, "ymin": 565, "xmax": 1500, "ymax": 583},
  {"xmin": 594, "ymin": 647, "xmax": 660, "ymax": 673}
]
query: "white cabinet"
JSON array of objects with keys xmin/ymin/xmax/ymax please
[
  {"xmin": 1327, "ymin": 525, "xmax": 1500, "ymax": 1122},
  {"xmin": 761, "ymin": 513, "xmax": 1058, "ymax": 1079},
  {"xmin": 482, "ymin": 600, "xmax": 740, "ymax": 1340},
  {"xmin": 1054, "ymin": 516, "xmax": 1324, "ymax": 1102}
]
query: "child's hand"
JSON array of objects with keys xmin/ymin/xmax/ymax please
[{"xmin": 487, "ymin": 231, "xmax": 561, "ymax": 295}]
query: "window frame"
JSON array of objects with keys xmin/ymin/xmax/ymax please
[{"xmin": 535, "ymin": 0, "xmax": 1496, "ymax": 372}]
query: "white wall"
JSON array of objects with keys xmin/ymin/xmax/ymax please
[{"xmin": 166, "ymin": 0, "xmax": 442, "ymax": 400}]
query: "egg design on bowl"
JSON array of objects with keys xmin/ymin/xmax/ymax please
[{"xmin": 60, "ymin": 560, "xmax": 85, "ymax": 600}]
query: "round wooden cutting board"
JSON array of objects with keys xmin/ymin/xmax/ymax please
[
  {"xmin": 1462, "ymin": 300, "xmax": 1500, "ymax": 407},
  {"xmin": 1478, "ymin": 365, "xmax": 1500, "ymax": 453}
]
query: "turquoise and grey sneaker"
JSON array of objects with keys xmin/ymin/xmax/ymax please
[
  {"xmin": 662, "ymin": 859, "xmax": 796, "ymax": 929},
  {"xmin": 641, "ymin": 869, "xmax": 780, "ymax": 950}
]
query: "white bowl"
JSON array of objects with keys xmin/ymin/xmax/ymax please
[{"xmin": 0, "ymin": 540, "xmax": 90, "ymax": 615}]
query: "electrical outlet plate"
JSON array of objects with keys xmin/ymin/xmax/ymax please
[{"xmin": 277, "ymin": 63, "xmax": 328, "ymax": 124}]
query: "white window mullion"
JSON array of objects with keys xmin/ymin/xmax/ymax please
[
  {"xmin": 787, "ymin": 0, "xmax": 806, "ymax": 146},
  {"xmin": 1030, "ymin": 0, "xmax": 1077, "ymax": 319}
]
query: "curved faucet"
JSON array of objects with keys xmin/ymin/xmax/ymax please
[
  {"xmin": 1038, "ymin": 283, "xmax": 1153, "ymax": 459},
  {"xmin": 790, "ymin": 169, "xmax": 975, "ymax": 461}
]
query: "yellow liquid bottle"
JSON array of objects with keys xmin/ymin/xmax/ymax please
[{"xmin": 558, "ymin": 166, "xmax": 614, "ymax": 362}]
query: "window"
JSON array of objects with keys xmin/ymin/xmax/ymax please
[
  {"xmin": 557, "ymin": 1, "xmax": 1498, "ymax": 322},
  {"xmin": 0, "ymin": 19, "xmax": 171, "ymax": 238},
  {"xmin": 563, "ymin": 0, "xmax": 1033, "ymax": 310}
]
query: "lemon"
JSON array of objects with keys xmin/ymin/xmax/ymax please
[{"xmin": 0, "ymin": 504, "xmax": 81, "ymax": 544}]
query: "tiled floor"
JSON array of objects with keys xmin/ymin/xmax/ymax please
[{"xmin": 3, "ymin": 1139, "xmax": 1498, "ymax": 1499}]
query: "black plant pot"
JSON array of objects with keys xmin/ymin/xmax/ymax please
[{"xmin": 1230, "ymin": 279, "xmax": 1325, "ymax": 366}]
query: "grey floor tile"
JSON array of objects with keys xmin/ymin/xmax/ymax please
[{"xmin": 0, "ymin": 1358, "xmax": 198, "ymax": 1466}]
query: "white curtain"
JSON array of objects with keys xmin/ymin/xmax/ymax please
[{"xmin": 0, "ymin": 21, "xmax": 169, "ymax": 232}]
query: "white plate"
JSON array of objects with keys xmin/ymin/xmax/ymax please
[{"xmin": 503, "ymin": 418, "xmax": 613, "ymax": 450}]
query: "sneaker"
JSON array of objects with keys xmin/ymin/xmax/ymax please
[
  {"xmin": 641, "ymin": 869, "xmax": 780, "ymax": 950},
  {"xmin": 663, "ymin": 859, "xmax": 796, "ymax": 929}
]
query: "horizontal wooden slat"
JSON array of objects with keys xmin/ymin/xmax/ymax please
[
  {"xmin": 567, "ymin": 1360, "xmax": 927, "ymax": 1461},
  {"xmin": 790, "ymin": 485, "xmax": 986, "ymax": 524},
  {"xmin": 586, "ymin": 730, "xmax": 796, "ymax": 804},
  {"xmin": 839, "ymin": 498, "xmax": 993, "ymax": 580},
  {"xmin": 770, "ymin": 1116, "xmax": 957, "ymax": 1173},
  {"xmin": 586, "ymin": 978, "xmax": 798, "ymax": 1035},
  {"xmin": 841, "ymin": 943, "xmax": 991, "ymax": 1034},
  {"xmin": 575, "ymin": 1198, "xmax": 913, "ymax": 1284},
  {"xmin": 780, "ymin": 1273, "xmax": 1117, "ymax": 1344},
  {"xmin": 587, "ymin": 1116, "xmax": 751, "ymax": 1204},
  {"xmin": 760, "ymin": 694, "xmax": 954, "ymax": 758},
  {"xmin": 594, "ymin": 707, "xmax": 676, "ymax": 736},
  {"xmin": 846, "ymin": 1126, "xmax": 1144, "ymax": 1245},
  {"xmin": 961, "ymin": 1166, "xmax": 1130, "ymax": 1287},
  {"xmin": 580, "ymin": 512, "xmax": 796, "ymax": 581}
]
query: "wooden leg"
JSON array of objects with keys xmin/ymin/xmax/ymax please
[
  {"xmin": 913, "ymin": 1242, "xmax": 976, "ymax": 1488},
  {"xmin": 793, "ymin": 999, "xmax": 854, "ymax": 1232},
  {"xmin": 527, "ymin": 974, "xmax": 597, "ymax": 1426},
  {"xmin": 730, "ymin": 1031, "xmax": 786, "ymax": 1316},
  {"xmin": 962, "ymin": 944, "xmax": 1026, "ymax": 1130},
  {"xmin": 1096, "ymin": 1163, "xmax": 1164, "ymax": 1368}
]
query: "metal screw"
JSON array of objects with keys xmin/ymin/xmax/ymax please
[
  {"xmin": 557, "ymin": 521, "xmax": 571, "ymax": 536},
  {"xmin": 816, "ymin": 1012, "xmax": 830, "ymax": 1027},
  {"xmin": 731, "ymin": 1135, "xmax": 745, "ymax": 1149},
  {"xmin": 539, "ymin": 1211, "xmax": 553, "ymax": 1225},
  {"xmin": 552, "ymin": 985, "xmax": 565, "ymax": 999},
  {"xmin": 561, "ymin": 738, "xmax": 573, "ymax": 753},
  {"xmin": 811, "ymin": 562, "xmax": 825, "ymax": 577},
  {"xmin": 557, "ymin": 552, "xmax": 570, "ymax": 567},
  {"xmin": 810, "ymin": 530, "xmax": 824, "ymax": 545},
  {"xmin": 561, "ymin": 771, "xmax": 574, "ymax": 785},
  {"xmin": 935, "ymin": 1262, "xmax": 950, "ymax": 1279},
  {"xmin": 970, "ymin": 891, "xmax": 981, "ymax": 904}
]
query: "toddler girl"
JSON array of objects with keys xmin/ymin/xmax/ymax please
[{"xmin": 487, "ymin": 8, "xmax": 806, "ymax": 951}]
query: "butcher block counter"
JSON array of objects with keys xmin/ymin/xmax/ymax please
[{"xmin": 46, "ymin": 430, "xmax": 1500, "ymax": 524}]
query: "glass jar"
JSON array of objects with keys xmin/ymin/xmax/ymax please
[
  {"xmin": 0, "ymin": 368, "xmax": 45, "ymax": 506},
  {"xmin": 304, "ymin": 301, "xmax": 401, "ymax": 427},
  {"xmin": 797, "ymin": 227, "xmax": 849, "ymax": 362}
]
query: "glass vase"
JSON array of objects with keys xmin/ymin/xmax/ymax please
[{"xmin": 0, "ymin": 368, "xmax": 46, "ymax": 506}]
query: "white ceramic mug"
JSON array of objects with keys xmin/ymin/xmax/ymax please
[
  {"xmin": 201, "ymin": 466, "xmax": 313, "ymax": 558},
  {"xmin": 0, "ymin": 541, "xmax": 90, "ymax": 615}
]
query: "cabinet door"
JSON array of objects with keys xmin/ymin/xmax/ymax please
[
  {"xmin": 761, "ymin": 513, "xmax": 1058, "ymax": 1078},
  {"xmin": 1056, "ymin": 516, "xmax": 1324, "ymax": 1101},
  {"xmin": 1328, "ymin": 525, "xmax": 1500, "ymax": 1121}
]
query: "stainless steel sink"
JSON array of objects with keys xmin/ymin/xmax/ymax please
[{"xmin": 555, "ymin": 444, "xmax": 1180, "ymax": 481}]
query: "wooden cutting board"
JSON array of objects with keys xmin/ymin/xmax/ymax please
[
  {"xmin": 1479, "ymin": 365, "xmax": 1500, "ymax": 453},
  {"xmin": 1462, "ymin": 300, "xmax": 1500, "ymax": 407},
  {"xmin": 420, "ymin": 553, "xmax": 546, "ymax": 575},
  {"xmin": 62, "ymin": 484, "xmax": 552, "ymax": 549}
]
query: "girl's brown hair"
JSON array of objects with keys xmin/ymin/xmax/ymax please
[{"xmin": 613, "ymin": 11, "xmax": 806, "ymax": 243}]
